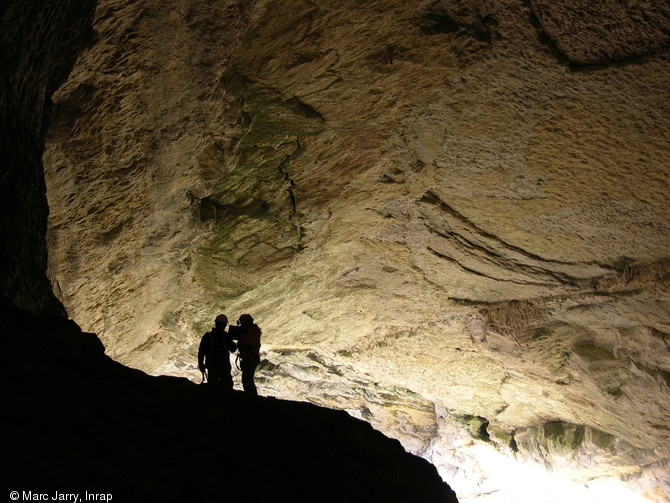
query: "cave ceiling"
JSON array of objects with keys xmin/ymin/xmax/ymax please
[{"xmin": 43, "ymin": 0, "xmax": 670, "ymax": 500}]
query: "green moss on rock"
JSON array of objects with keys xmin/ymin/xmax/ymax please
[
  {"xmin": 458, "ymin": 414, "xmax": 491, "ymax": 442},
  {"xmin": 191, "ymin": 79, "xmax": 325, "ymax": 299},
  {"xmin": 590, "ymin": 428, "xmax": 614, "ymax": 450},
  {"xmin": 543, "ymin": 421, "xmax": 585, "ymax": 450}
]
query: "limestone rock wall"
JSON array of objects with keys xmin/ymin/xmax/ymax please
[
  {"xmin": 44, "ymin": 0, "xmax": 670, "ymax": 500},
  {"xmin": 529, "ymin": 0, "xmax": 670, "ymax": 66},
  {"xmin": 1, "ymin": 0, "xmax": 96, "ymax": 316},
  {"xmin": 44, "ymin": 0, "xmax": 261, "ymax": 367}
]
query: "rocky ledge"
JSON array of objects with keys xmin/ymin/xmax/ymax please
[{"xmin": 2, "ymin": 303, "xmax": 456, "ymax": 503}]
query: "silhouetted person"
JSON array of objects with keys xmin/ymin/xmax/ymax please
[
  {"xmin": 198, "ymin": 314, "xmax": 237, "ymax": 392},
  {"xmin": 229, "ymin": 314, "xmax": 262, "ymax": 396}
]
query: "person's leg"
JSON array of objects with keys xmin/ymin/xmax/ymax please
[
  {"xmin": 241, "ymin": 358, "xmax": 259, "ymax": 396},
  {"xmin": 222, "ymin": 364, "xmax": 234, "ymax": 392},
  {"xmin": 208, "ymin": 365, "xmax": 221, "ymax": 386}
]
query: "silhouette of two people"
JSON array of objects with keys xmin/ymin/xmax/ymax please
[{"xmin": 198, "ymin": 313, "xmax": 262, "ymax": 396}]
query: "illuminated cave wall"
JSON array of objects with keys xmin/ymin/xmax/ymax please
[{"xmin": 43, "ymin": 0, "xmax": 670, "ymax": 501}]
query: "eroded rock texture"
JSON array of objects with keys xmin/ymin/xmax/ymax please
[
  {"xmin": 44, "ymin": 0, "xmax": 670, "ymax": 500},
  {"xmin": 530, "ymin": 0, "xmax": 670, "ymax": 66}
]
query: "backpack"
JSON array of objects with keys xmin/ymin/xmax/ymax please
[{"xmin": 238, "ymin": 324, "xmax": 261, "ymax": 360}]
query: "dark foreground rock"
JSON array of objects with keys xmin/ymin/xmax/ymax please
[{"xmin": 3, "ymin": 304, "xmax": 457, "ymax": 503}]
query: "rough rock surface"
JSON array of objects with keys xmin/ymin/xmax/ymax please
[
  {"xmin": 529, "ymin": 0, "xmax": 670, "ymax": 66},
  {"xmin": 44, "ymin": 0, "xmax": 670, "ymax": 501}
]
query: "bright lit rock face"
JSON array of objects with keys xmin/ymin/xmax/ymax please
[{"xmin": 44, "ymin": 0, "xmax": 670, "ymax": 500}]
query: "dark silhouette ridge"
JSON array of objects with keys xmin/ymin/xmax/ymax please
[{"xmin": 3, "ymin": 303, "xmax": 457, "ymax": 502}]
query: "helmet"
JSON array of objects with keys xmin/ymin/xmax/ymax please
[{"xmin": 215, "ymin": 314, "xmax": 228, "ymax": 326}]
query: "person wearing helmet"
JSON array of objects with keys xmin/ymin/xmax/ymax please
[
  {"xmin": 229, "ymin": 314, "xmax": 262, "ymax": 396},
  {"xmin": 198, "ymin": 314, "xmax": 237, "ymax": 391}
]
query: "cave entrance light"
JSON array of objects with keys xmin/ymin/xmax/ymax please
[{"xmin": 441, "ymin": 442, "xmax": 653, "ymax": 503}]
